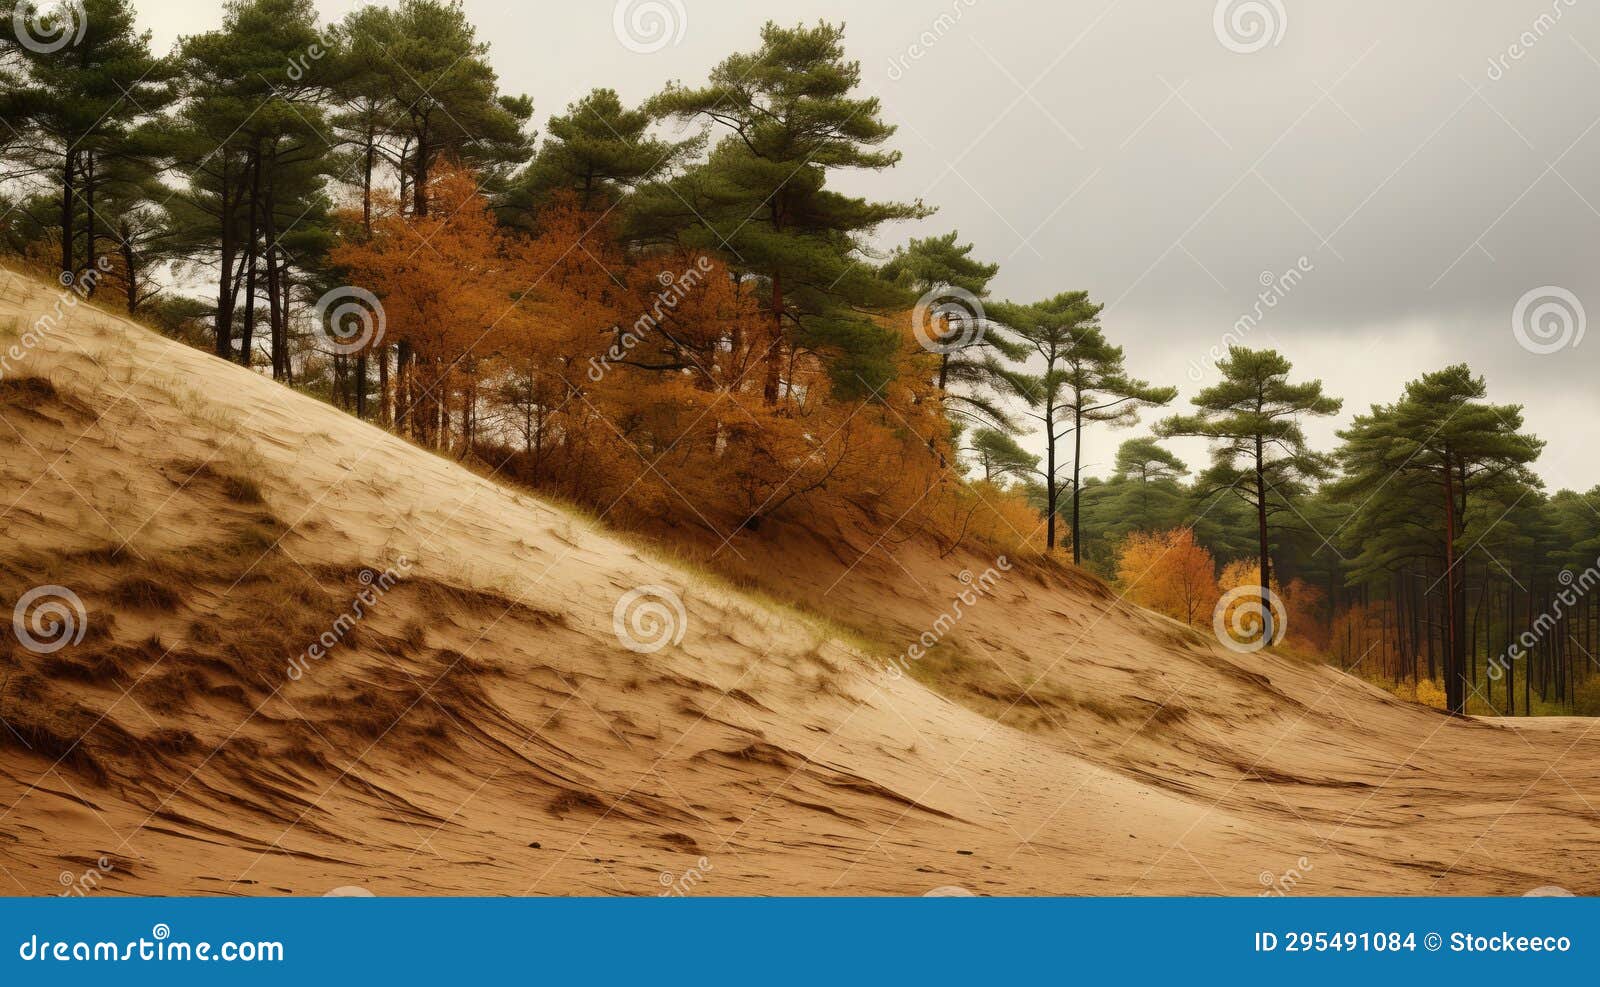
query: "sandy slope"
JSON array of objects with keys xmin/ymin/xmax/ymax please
[{"xmin": 0, "ymin": 268, "xmax": 1597, "ymax": 897}]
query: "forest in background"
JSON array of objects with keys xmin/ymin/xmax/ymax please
[{"xmin": 2, "ymin": 0, "xmax": 1596, "ymax": 718}]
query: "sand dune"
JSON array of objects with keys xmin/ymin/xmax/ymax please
[{"xmin": 1, "ymin": 268, "xmax": 1597, "ymax": 896}]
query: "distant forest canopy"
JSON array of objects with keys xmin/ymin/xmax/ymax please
[{"xmin": 1, "ymin": 0, "xmax": 1593, "ymax": 717}]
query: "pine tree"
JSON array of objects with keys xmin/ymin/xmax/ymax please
[
  {"xmin": 1160, "ymin": 347, "xmax": 1341, "ymax": 647},
  {"xmin": 993, "ymin": 293, "xmax": 1175, "ymax": 559},
  {"xmin": 508, "ymin": 87, "xmax": 701, "ymax": 219},
  {"xmin": 968, "ymin": 427, "xmax": 1038, "ymax": 483},
  {"xmin": 1333, "ymin": 365, "xmax": 1541, "ymax": 712},
  {"xmin": 648, "ymin": 21, "xmax": 928, "ymax": 402},
  {"xmin": 881, "ymin": 231, "xmax": 1025, "ymax": 431},
  {"xmin": 165, "ymin": 0, "xmax": 339, "ymax": 369},
  {"xmin": 1, "ymin": 0, "xmax": 176, "ymax": 280},
  {"xmin": 367, "ymin": 0, "xmax": 532, "ymax": 217}
]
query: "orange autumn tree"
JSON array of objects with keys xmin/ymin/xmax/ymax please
[
  {"xmin": 332, "ymin": 164, "xmax": 523, "ymax": 450},
  {"xmin": 1217, "ymin": 560, "xmax": 1324, "ymax": 651},
  {"xmin": 330, "ymin": 166, "xmax": 1044, "ymax": 554},
  {"xmin": 1116, "ymin": 528, "xmax": 1220, "ymax": 626}
]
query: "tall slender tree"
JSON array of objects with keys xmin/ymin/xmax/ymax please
[
  {"xmin": 1160, "ymin": 347, "xmax": 1341, "ymax": 646},
  {"xmin": 994, "ymin": 293, "xmax": 1174, "ymax": 559},
  {"xmin": 369, "ymin": 0, "xmax": 532, "ymax": 217},
  {"xmin": 648, "ymin": 21, "xmax": 928, "ymax": 402},
  {"xmin": 1, "ymin": 0, "xmax": 176, "ymax": 280}
]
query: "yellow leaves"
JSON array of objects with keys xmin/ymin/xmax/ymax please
[{"xmin": 1116, "ymin": 529, "xmax": 1219, "ymax": 626}]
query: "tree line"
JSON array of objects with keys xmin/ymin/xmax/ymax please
[{"xmin": 1, "ymin": 1, "xmax": 1592, "ymax": 717}]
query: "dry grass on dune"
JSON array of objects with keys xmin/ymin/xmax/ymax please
[{"xmin": 1, "ymin": 271, "xmax": 1598, "ymax": 898}]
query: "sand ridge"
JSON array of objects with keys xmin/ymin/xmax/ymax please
[{"xmin": 0, "ymin": 269, "xmax": 1597, "ymax": 896}]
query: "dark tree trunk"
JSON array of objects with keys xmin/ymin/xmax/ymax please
[
  {"xmin": 412, "ymin": 133, "xmax": 429, "ymax": 217},
  {"xmin": 215, "ymin": 163, "xmax": 237, "ymax": 360},
  {"xmin": 1442, "ymin": 453, "xmax": 1465, "ymax": 714},
  {"xmin": 119, "ymin": 231, "xmax": 138, "ymax": 314},
  {"xmin": 378, "ymin": 346, "xmax": 390, "ymax": 426},
  {"xmin": 240, "ymin": 149, "xmax": 261, "ymax": 368},
  {"xmin": 764, "ymin": 271, "xmax": 782, "ymax": 405},
  {"xmin": 81, "ymin": 152, "xmax": 96, "ymax": 292},
  {"xmin": 1045, "ymin": 398, "xmax": 1058, "ymax": 552},
  {"xmin": 60, "ymin": 150, "xmax": 75, "ymax": 279},
  {"xmin": 1071, "ymin": 402, "xmax": 1083, "ymax": 565},
  {"xmin": 1254, "ymin": 433, "xmax": 1272, "ymax": 647}
]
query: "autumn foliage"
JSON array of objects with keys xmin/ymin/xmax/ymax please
[
  {"xmin": 1115, "ymin": 528, "xmax": 1220, "ymax": 626},
  {"xmin": 331, "ymin": 164, "xmax": 1041, "ymax": 555}
]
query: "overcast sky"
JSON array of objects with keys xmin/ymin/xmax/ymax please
[{"xmin": 134, "ymin": 0, "xmax": 1600, "ymax": 490}]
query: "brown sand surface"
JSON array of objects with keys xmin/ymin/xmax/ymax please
[{"xmin": 1, "ymin": 270, "xmax": 1597, "ymax": 897}]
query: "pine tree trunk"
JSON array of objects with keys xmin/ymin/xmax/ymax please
[
  {"xmin": 82, "ymin": 153, "xmax": 96, "ymax": 292},
  {"xmin": 119, "ymin": 234, "xmax": 138, "ymax": 314},
  {"xmin": 1071, "ymin": 402, "xmax": 1083, "ymax": 565},
  {"xmin": 1254, "ymin": 433, "xmax": 1272, "ymax": 647},
  {"xmin": 379, "ymin": 346, "xmax": 391, "ymax": 426},
  {"xmin": 1045, "ymin": 399, "xmax": 1058, "ymax": 551},
  {"xmin": 764, "ymin": 272, "xmax": 783, "ymax": 404},
  {"xmin": 60, "ymin": 150, "xmax": 75, "ymax": 280},
  {"xmin": 216, "ymin": 166, "xmax": 236, "ymax": 360},
  {"xmin": 1442, "ymin": 453, "xmax": 1464, "ymax": 714},
  {"xmin": 412, "ymin": 134, "xmax": 429, "ymax": 217},
  {"xmin": 240, "ymin": 149, "xmax": 261, "ymax": 369}
]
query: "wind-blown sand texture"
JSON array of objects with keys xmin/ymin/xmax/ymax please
[{"xmin": 1, "ymin": 269, "xmax": 1596, "ymax": 896}]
